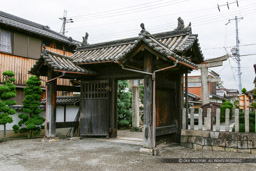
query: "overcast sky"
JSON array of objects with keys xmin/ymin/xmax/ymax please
[{"xmin": 2, "ymin": 0, "xmax": 256, "ymax": 91}]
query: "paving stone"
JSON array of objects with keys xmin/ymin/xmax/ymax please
[
  {"xmin": 225, "ymin": 147, "xmax": 238, "ymax": 153},
  {"xmin": 193, "ymin": 144, "xmax": 202, "ymax": 150},
  {"xmin": 202, "ymin": 146, "xmax": 213, "ymax": 151},
  {"xmin": 180, "ymin": 142, "xmax": 192, "ymax": 149},
  {"xmin": 237, "ymin": 149, "xmax": 251, "ymax": 153},
  {"xmin": 212, "ymin": 146, "xmax": 225, "ymax": 152},
  {"xmin": 140, "ymin": 148, "xmax": 153, "ymax": 155}
]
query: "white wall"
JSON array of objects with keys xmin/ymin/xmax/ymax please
[{"xmin": 0, "ymin": 106, "xmax": 79, "ymax": 131}]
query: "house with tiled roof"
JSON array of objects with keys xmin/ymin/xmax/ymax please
[{"xmin": 0, "ymin": 10, "xmax": 79, "ymax": 104}]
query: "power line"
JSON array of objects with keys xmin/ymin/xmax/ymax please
[{"xmin": 71, "ymin": 0, "xmax": 190, "ymax": 19}]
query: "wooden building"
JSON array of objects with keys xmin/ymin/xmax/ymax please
[
  {"xmin": 0, "ymin": 10, "xmax": 79, "ymax": 104},
  {"xmin": 30, "ymin": 18, "xmax": 204, "ymax": 149}
]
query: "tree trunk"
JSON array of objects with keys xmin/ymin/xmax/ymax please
[{"xmin": 3, "ymin": 124, "xmax": 6, "ymax": 142}]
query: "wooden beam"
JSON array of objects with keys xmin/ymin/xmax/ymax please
[
  {"xmin": 56, "ymin": 121, "xmax": 79, "ymax": 128},
  {"xmin": 143, "ymin": 53, "xmax": 154, "ymax": 148},
  {"xmin": 56, "ymin": 85, "xmax": 80, "ymax": 92},
  {"xmin": 156, "ymin": 125, "xmax": 177, "ymax": 136},
  {"xmin": 46, "ymin": 70, "xmax": 57, "ymax": 138}
]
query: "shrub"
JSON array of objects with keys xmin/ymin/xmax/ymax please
[
  {"xmin": 117, "ymin": 80, "xmax": 132, "ymax": 129},
  {"xmin": 220, "ymin": 100, "xmax": 233, "ymax": 122}
]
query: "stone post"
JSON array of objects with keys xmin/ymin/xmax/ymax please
[
  {"xmin": 216, "ymin": 108, "xmax": 220, "ymax": 132},
  {"xmin": 182, "ymin": 108, "xmax": 186, "ymax": 129},
  {"xmin": 235, "ymin": 109, "xmax": 239, "ymax": 132},
  {"xmin": 245, "ymin": 109, "xmax": 249, "ymax": 133},
  {"xmin": 200, "ymin": 66, "xmax": 209, "ymax": 105},
  {"xmin": 190, "ymin": 108, "xmax": 194, "ymax": 130},
  {"xmin": 207, "ymin": 108, "xmax": 211, "ymax": 130},
  {"xmin": 225, "ymin": 108, "xmax": 230, "ymax": 132},
  {"xmin": 132, "ymin": 84, "xmax": 140, "ymax": 129},
  {"xmin": 198, "ymin": 108, "xmax": 203, "ymax": 130}
]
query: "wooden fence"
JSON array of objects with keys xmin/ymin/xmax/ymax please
[{"xmin": 182, "ymin": 108, "xmax": 253, "ymax": 133}]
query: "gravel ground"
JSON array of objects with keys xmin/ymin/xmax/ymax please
[{"xmin": 0, "ymin": 131, "xmax": 256, "ymax": 171}]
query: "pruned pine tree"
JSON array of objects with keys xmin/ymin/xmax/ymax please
[
  {"xmin": 13, "ymin": 76, "xmax": 44, "ymax": 138},
  {"xmin": 0, "ymin": 71, "xmax": 16, "ymax": 142}
]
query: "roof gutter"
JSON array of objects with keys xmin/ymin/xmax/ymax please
[{"xmin": 119, "ymin": 59, "xmax": 178, "ymax": 149}]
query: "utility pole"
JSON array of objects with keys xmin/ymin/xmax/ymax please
[
  {"xmin": 59, "ymin": 10, "xmax": 73, "ymax": 35},
  {"xmin": 226, "ymin": 16, "xmax": 243, "ymax": 93}
]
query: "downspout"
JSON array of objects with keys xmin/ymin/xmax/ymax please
[
  {"xmin": 120, "ymin": 59, "xmax": 178, "ymax": 148},
  {"xmin": 44, "ymin": 71, "xmax": 66, "ymax": 138}
]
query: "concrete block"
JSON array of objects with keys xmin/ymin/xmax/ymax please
[
  {"xmin": 202, "ymin": 146, "xmax": 213, "ymax": 151},
  {"xmin": 238, "ymin": 141, "xmax": 248, "ymax": 149},
  {"xmin": 212, "ymin": 146, "xmax": 225, "ymax": 152},
  {"xmin": 210, "ymin": 131, "xmax": 219, "ymax": 139},
  {"xmin": 140, "ymin": 148, "xmax": 153, "ymax": 155},
  {"xmin": 193, "ymin": 144, "xmax": 202, "ymax": 150},
  {"xmin": 225, "ymin": 140, "xmax": 238, "ymax": 148},
  {"xmin": 180, "ymin": 136, "xmax": 188, "ymax": 143},
  {"xmin": 238, "ymin": 149, "xmax": 251, "ymax": 153},
  {"xmin": 225, "ymin": 147, "xmax": 238, "ymax": 153}
]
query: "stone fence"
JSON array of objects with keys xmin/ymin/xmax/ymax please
[{"xmin": 181, "ymin": 108, "xmax": 256, "ymax": 154}]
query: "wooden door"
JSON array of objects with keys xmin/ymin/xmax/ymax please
[{"xmin": 80, "ymin": 80, "xmax": 110, "ymax": 137}]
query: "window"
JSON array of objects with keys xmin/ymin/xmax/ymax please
[{"xmin": 0, "ymin": 29, "xmax": 12, "ymax": 53}]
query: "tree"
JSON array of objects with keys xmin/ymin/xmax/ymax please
[
  {"xmin": 0, "ymin": 71, "xmax": 16, "ymax": 142},
  {"xmin": 117, "ymin": 80, "xmax": 132, "ymax": 128},
  {"xmin": 13, "ymin": 76, "xmax": 45, "ymax": 138},
  {"xmin": 241, "ymin": 88, "xmax": 247, "ymax": 94}
]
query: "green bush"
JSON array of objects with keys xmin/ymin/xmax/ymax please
[
  {"xmin": 14, "ymin": 76, "xmax": 44, "ymax": 138},
  {"xmin": 232, "ymin": 123, "xmax": 255, "ymax": 133},
  {"xmin": 220, "ymin": 100, "xmax": 233, "ymax": 122},
  {"xmin": 117, "ymin": 80, "xmax": 132, "ymax": 129}
]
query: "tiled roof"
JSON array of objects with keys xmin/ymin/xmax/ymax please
[
  {"xmin": 41, "ymin": 96, "xmax": 80, "ymax": 106},
  {"xmin": 0, "ymin": 10, "xmax": 79, "ymax": 45},
  {"xmin": 72, "ymin": 23, "xmax": 203, "ymax": 68},
  {"xmin": 10, "ymin": 105, "xmax": 45, "ymax": 111},
  {"xmin": 29, "ymin": 49, "xmax": 95, "ymax": 75}
]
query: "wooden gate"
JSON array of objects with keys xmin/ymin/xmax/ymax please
[
  {"xmin": 155, "ymin": 79, "xmax": 177, "ymax": 140},
  {"xmin": 80, "ymin": 80, "xmax": 110, "ymax": 137}
]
